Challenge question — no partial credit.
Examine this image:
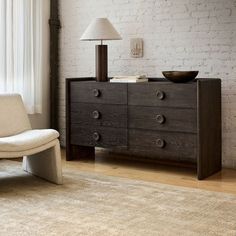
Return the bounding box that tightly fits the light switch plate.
[130,38,143,58]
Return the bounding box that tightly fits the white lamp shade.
[80,18,122,41]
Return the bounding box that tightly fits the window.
[0,0,43,114]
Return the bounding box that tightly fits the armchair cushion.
[0,129,59,152]
[0,94,31,137]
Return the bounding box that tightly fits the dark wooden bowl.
[162,71,199,83]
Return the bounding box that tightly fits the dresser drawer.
[128,83,197,108]
[71,103,127,128]
[129,106,196,133]
[129,129,197,160]
[71,125,127,148]
[70,81,127,104]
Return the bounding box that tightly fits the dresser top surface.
[66,77,220,84]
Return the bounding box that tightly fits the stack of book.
[110,75,148,83]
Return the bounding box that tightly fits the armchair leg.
[22,140,63,184]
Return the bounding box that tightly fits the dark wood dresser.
[66,77,221,180]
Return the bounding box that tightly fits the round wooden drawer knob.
[93,89,101,97]
[156,90,165,100]
[92,110,100,119]
[156,139,165,148]
[156,114,165,124]
[93,132,100,141]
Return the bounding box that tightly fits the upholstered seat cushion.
[0,129,59,152]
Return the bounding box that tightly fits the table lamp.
[80,18,122,82]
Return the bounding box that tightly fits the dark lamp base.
[96,45,108,82]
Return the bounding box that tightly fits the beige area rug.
[0,160,236,236]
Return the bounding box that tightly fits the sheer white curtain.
[0,0,43,114]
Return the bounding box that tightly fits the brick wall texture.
[59,0,236,168]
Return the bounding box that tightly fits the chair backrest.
[0,94,32,137]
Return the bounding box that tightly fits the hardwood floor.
[62,149,236,195]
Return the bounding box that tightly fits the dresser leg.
[66,145,95,161]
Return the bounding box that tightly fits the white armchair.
[0,94,62,184]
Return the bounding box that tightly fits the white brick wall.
[59,0,236,168]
